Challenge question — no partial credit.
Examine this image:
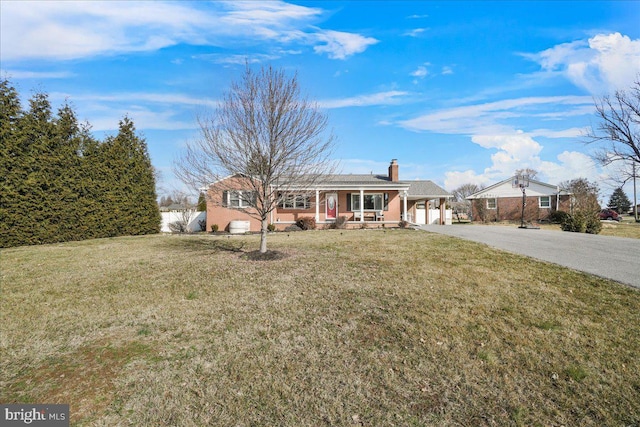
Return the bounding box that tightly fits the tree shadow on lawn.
[162,236,288,261]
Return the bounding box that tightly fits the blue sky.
[2,1,639,202]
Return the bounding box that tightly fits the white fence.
[160,211,206,233]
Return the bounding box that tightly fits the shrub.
[549,210,570,224]
[561,211,601,234]
[169,221,188,233]
[210,224,219,233]
[585,215,602,234]
[296,217,316,230]
[335,216,348,229]
[561,214,585,233]
[267,223,276,232]
[398,220,409,229]
[198,219,207,232]
[284,224,302,232]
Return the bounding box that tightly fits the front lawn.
[1,231,638,426]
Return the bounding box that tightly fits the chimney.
[388,159,399,182]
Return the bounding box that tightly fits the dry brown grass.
[1,231,639,426]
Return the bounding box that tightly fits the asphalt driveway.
[420,224,640,289]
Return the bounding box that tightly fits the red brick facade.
[471,195,571,223]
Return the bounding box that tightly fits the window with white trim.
[486,198,497,209]
[223,190,256,208]
[539,196,551,208]
[351,193,388,211]
[279,193,311,209]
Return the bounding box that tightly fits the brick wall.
[471,195,570,223]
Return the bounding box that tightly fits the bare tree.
[175,64,336,253]
[559,178,600,214]
[451,183,480,221]
[586,78,640,221]
[586,78,640,167]
[515,168,539,180]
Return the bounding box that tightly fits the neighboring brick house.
[205,159,452,232]
[467,177,571,223]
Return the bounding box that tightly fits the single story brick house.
[466,176,571,223]
[206,159,452,232]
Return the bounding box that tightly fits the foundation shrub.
[561,212,601,234]
[548,210,570,224]
[296,217,316,230]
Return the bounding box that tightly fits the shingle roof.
[321,174,393,185]
[407,180,452,198]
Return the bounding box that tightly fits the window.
[350,193,389,211]
[486,198,497,209]
[539,196,551,208]
[223,190,255,208]
[279,193,310,209]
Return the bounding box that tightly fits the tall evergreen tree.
[16,91,56,245]
[52,103,85,241]
[101,117,160,236]
[607,188,631,214]
[0,79,24,247]
[197,192,207,211]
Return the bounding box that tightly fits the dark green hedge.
[0,79,161,248]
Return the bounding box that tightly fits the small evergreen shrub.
[267,223,276,232]
[296,217,316,230]
[561,211,601,234]
[585,215,602,234]
[210,224,219,233]
[549,210,570,224]
[561,214,585,232]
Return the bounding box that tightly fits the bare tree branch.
[586,78,640,166]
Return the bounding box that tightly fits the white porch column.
[403,191,408,221]
[359,189,364,222]
[315,190,320,222]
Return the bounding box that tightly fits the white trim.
[539,196,551,208]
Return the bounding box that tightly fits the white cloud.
[444,134,599,190]
[445,169,493,191]
[399,95,592,135]
[404,28,427,37]
[319,90,409,109]
[401,96,601,190]
[523,32,640,94]
[313,30,379,60]
[51,91,217,108]
[410,64,429,78]
[0,1,376,62]
[441,66,453,75]
[193,53,281,65]
[1,69,75,79]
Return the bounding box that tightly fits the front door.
[326,193,337,220]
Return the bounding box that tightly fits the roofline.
[467,176,560,199]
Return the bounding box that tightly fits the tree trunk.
[260,217,268,253]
